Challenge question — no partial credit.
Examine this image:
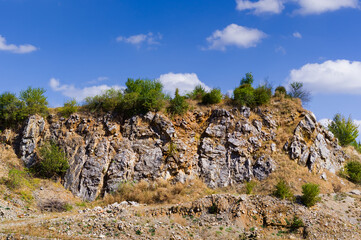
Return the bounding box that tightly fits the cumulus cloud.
[236,0,285,14]
[158,73,211,96]
[49,78,123,101]
[296,0,359,15]
[116,32,162,46]
[288,60,361,94]
[0,35,37,54]
[293,32,302,38]
[206,24,266,51]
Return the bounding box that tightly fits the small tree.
[301,183,321,207]
[233,84,255,107]
[254,85,272,106]
[187,85,206,100]
[240,72,254,85]
[20,87,48,116]
[345,161,361,184]
[36,142,69,178]
[167,89,189,116]
[202,88,222,105]
[0,92,26,129]
[288,82,310,104]
[328,114,359,146]
[273,179,294,200]
[274,86,287,96]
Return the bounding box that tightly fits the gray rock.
[252,156,276,180]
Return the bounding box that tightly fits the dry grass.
[103,178,216,205]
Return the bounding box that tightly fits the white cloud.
[158,73,211,96]
[293,32,302,38]
[296,0,359,15]
[49,78,123,101]
[116,32,162,46]
[275,46,286,55]
[236,0,285,14]
[206,24,266,51]
[0,35,37,54]
[288,60,361,94]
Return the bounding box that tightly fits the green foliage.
[0,92,26,129]
[254,85,272,106]
[301,183,321,207]
[290,216,304,232]
[273,179,294,200]
[245,181,256,195]
[35,142,69,178]
[233,84,255,107]
[123,78,165,115]
[84,88,123,113]
[275,86,287,95]
[288,82,310,104]
[202,88,222,105]
[345,161,361,184]
[5,168,29,189]
[328,114,359,146]
[167,89,189,116]
[187,85,206,100]
[240,72,254,85]
[59,99,78,117]
[19,87,48,116]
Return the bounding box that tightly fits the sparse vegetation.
[59,99,78,117]
[84,88,123,113]
[167,89,189,116]
[35,141,69,178]
[345,161,361,184]
[5,168,30,190]
[273,179,294,200]
[202,88,222,105]
[245,181,256,195]
[328,114,359,147]
[187,85,207,100]
[301,183,321,207]
[233,73,272,108]
[290,216,304,232]
[105,179,214,205]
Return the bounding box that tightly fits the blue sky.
[1,0,361,133]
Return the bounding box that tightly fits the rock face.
[17,107,346,201]
[284,112,346,173]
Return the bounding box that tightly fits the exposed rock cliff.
[17,100,346,201]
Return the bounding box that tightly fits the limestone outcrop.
[16,106,346,201]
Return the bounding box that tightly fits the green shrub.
[254,85,272,106]
[328,114,359,147]
[6,168,29,189]
[275,86,287,95]
[202,88,222,105]
[59,99,78,117]
[351,141,361,153]
[122,78,165,116]
[35,142,69,178]
[273,179,294,200]
[345,161,361,184]
[233,84,255,107]
[187,85,206,100]
[290,216,304,232]
[240,72,254,85]
[0,92,26,129]
[301,183,321,207]
[84,88,123,113]
[167,89,189,116]
[19,87,48,116]
[245,181,256,194]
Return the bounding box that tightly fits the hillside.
[0,96,360,239]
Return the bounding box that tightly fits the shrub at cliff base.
[345,161,361,184]
[273,179,294,201]
[301,183,321,207]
